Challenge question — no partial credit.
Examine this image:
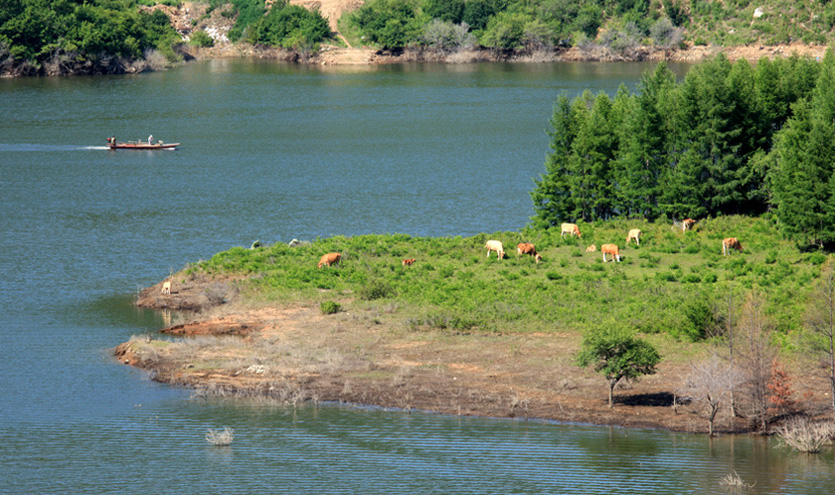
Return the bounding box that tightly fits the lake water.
[1,59,833,493]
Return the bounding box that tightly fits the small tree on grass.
[576,323,661,408]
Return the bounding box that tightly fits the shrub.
[190,30,214,47]
[358,279,394,300]
[320,301,341,315]
[809,252,827,266]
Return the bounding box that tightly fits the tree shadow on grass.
[615,392,677,407]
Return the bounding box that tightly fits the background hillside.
[4,0,835,75]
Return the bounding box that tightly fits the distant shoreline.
[3,42,827,78]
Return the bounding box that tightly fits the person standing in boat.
[148,134,154,145]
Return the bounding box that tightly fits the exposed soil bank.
[121,276,832,435]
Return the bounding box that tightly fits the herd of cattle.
[311,219,743,270]
[159,220,745,294]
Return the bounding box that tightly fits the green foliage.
[189,30,214,47]
[576,322,661,406]
[348,0,425,49]
[422,0,465,23]
[188,216,820,344]
[0,0,179,70]
[226,0,266,42]
[246,2,331,48]
[320,300,341,314]
[532,53,825,231]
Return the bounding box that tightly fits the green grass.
[187,215,827,342]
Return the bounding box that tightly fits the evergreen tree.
[770,49,835,245]
[530,94,579,228]
[571,92,617,220]
[619,62,675,219]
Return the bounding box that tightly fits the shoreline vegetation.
[2,0,834,77]
[117,218,835,438]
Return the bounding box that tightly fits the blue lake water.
[1,59,832,493]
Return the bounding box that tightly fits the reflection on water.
[0,59,832,493]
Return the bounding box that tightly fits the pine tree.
[530,94,580,228]
[619,62,675,220]
[770,49,835,245]
[571,92,617,221]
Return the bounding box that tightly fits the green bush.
[320,300,341,314]
[189,30,214,47]
[358,279,394,300]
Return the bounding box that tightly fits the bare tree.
[806,259,835,420]
[736,290,777,431]
[686,354,740,436]
[712,284,740,416]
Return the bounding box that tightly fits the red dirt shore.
[116,276,833,435]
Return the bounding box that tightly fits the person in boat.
[148,134,154,145]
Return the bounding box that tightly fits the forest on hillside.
[5,0,835,75]
[530,50,835,248]
[343,0,835,54]
[0,0,331,75]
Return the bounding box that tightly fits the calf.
[585,245,597,252]
[722,237,743,256]
[626,229,642,246]
[485,240,504,259]
[601,244,621,262]
[561,223,582,238]
[161,281,171,295]
[317,252,342,268]
[402,258,416,266]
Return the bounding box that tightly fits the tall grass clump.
[776,417,835,453]
[205,427,234,446]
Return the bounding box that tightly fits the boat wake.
[0,144,111,152]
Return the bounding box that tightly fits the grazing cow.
[561,223,582,238]
[585,245,597,252]
[516,243,542,263]
[485,240,505,259]
[402,258,416,266]
[627,229,642,246]
[722,237,743,256]
[317,252,341,268]
[601,244,621,262]
[162,281,171,295]
[683,218,696,232]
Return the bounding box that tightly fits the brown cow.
[585,245,597,252]
[485,240,504,259]
[561,223,582,238]
[317,252,341,268]
[626,229,642,246]
[402,258,416,266]
[601,244,621,262]
[683,218,696,232]
[516,243,541,263]
[722,238,743,256]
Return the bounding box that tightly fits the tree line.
[0,0,179,75]
[530,50,835,247]
[0,0,333,75]
[347,0,835,54]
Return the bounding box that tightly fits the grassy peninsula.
[119,215,835,436]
